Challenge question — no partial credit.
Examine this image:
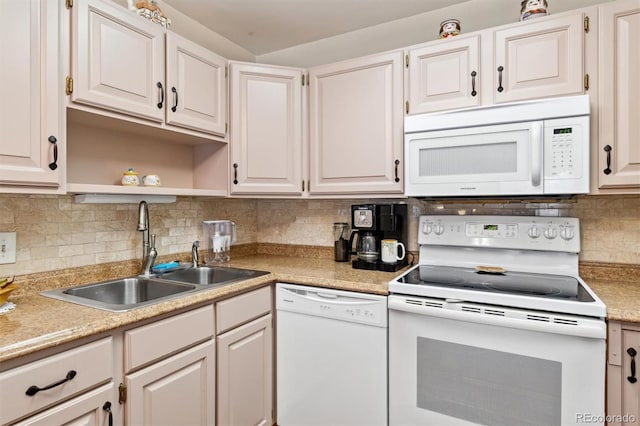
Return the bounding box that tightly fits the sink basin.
[41,277,198,312]
[158,266,269,286]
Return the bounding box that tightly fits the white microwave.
[404,95,590,197]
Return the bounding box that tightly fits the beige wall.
[0,194,638,278]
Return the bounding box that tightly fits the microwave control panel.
[544,117,587,179]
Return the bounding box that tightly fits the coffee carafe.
[202,220,237,264]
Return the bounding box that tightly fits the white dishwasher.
[276,283,388,426]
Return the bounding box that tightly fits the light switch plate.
[0,232,16,264]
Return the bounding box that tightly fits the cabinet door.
[217,314,272,426]
[230,63,303,195]
[13,384,115,426]
[72,0,165,121]
[494,13,584,103]
[166,33,227,136]
[0,0,61,188]
[309,51,404,194]
[597,0,640,189]
[126,340,215,426]
[407,35,481,114]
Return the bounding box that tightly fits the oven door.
[404,121,544,197]
[388,295,606,426]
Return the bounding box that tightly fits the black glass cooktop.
[397,265,595,302]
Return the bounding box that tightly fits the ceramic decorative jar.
[439,19,461,39]
[121,168,140,186]
[142,174,161,186]
[520,0,548,21]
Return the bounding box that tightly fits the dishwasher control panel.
[276,283,388,327]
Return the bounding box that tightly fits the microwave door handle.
[530,122,543,187]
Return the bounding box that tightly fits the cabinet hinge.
[225,122,228,134]
[301,74,305,86]
[405,54,409,68]
[302,180,305,192]
[306,73,309,87]
[118,383,127,404]
[584,74,590,91]
[225,66,228,78]
[405,101,409,115]
[65,76,73,95]
[584,16,590,33]
[65,0,73,9]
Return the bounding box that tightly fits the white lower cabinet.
[122,304,216,426]
[126,340,215,425]
[0,337,115,426]
[216,286,273,426]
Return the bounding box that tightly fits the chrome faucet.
[191,240,200,268]
[137,201,157,276]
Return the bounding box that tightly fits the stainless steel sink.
[41,277,199,312]
[41,266,270,312]
[158,266,269,286]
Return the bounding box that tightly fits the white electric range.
[388,215,606,426]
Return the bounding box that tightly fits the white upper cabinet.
[309,51,404,195]
[72,0,165,122]
[596,0,640,191]
[0,0,63,192]
[407,35,481,114]
[71,0,227,137]
[406,11,588,114]
[493,12,585,103]
[166,33,227,135]
[229,63,304,195]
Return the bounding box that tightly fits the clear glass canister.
[203,220,237,264]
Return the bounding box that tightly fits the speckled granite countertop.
[0,254,401,364]
[1,253,639,366]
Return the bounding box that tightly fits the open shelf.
[66,108,229,197]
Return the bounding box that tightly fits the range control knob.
[560,227,576,241]
[434,225,445,236]
[422,223,432,235]
[527,226,541,239]
[544,227,558,240]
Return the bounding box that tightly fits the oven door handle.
[388,298,605,339]
[530,121,543,187]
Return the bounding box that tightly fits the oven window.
[417,337,561,425]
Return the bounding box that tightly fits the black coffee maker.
[348,203,408,272]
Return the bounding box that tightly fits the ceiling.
[161,0,470,55]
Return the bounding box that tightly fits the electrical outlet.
[0,232,16,264]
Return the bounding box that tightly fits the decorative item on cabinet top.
[439,19,461,39]
[520,0,549,21]
[128,0,171,27]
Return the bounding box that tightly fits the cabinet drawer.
[216,286,271,335]
[124,304,214,372]
[0,337,114,425]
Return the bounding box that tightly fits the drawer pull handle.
[25,370,77,396]
[628,348,638,384]
[603,145,612,175]
[103,401,113,426]
[171,86,178,112]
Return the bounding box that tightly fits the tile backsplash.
[0,193,638,277]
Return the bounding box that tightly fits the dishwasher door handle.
[315,292,339,299]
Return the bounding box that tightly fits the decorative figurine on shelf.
[520,0,549,21]
[439,19,461,39]
[128,0,171,28]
